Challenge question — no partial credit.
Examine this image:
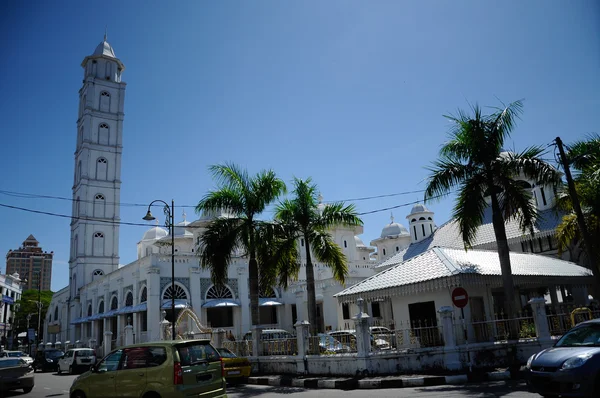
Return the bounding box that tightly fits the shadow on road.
[415,380,532,397]
[228,384,307,396]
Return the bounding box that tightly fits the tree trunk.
[490,192,519,340]
[304,238,319,339]
[248,254,260,327]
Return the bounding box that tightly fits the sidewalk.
[247,370,514,390]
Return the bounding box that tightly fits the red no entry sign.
[452,287,469,308]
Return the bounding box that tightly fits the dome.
[408,203,431,216]
[173,214,193,238]
[354,236,366,248]
[142,226,168,241]
[93,40,116,58]
[380,222,409,238]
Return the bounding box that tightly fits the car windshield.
[217,348,237,358]
[0,359,24,368]
[319,335,340,346]
[7,352,24,357]
[555,324,600,347]
[177,342,220,366]
[77,349,94,357]
[45,350,64,358]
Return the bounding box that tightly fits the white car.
[57,348,96,375]
[0,350,34,365]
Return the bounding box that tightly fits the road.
[3,371,541,398]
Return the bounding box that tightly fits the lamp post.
[22,271,42,348]
[142,199,176,340]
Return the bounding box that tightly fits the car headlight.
[526,354,536,369]
[46,359,53,363]
[561,353,593,370]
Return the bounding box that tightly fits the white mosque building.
[46,37,584,353]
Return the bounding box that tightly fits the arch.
[87,304,92,317]
[110,296,118,311]
[98,123,110,145]
[96,157,108,180]
[54,306,58,321]
[411,218,416,223]
[140,286,147,303]
[73,234,78,258]
[205,284,233,300]
[93,232,105,256]
[92,269,104,281]
[98,300,105,314]
[125,291,133,307]
[99,91,110,112]
[419,217,426,221]
[427,217,432,220]
[94,193,105,218]
[162,282,189,300]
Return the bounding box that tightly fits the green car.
[69,339,227,398]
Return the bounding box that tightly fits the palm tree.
[556,134,600,287]
[274,177,363,336]
[424,100,559,334]
[195,163,286,328]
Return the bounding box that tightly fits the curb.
[247,371,512,390]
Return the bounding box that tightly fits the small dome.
[173,220,193,237]
[142,226,168,241]
[380,222,409,238]
[354,236,366,248]
[93,40,116,58]
[408,203,431,215]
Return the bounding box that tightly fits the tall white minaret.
[69,33,126,300]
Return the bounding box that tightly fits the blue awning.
[161,299,190,309]
[70,317,89,325]
[100,309,119,319]
[131,302,147,312]
[115,306,134,315]
[259,298,284,307]
[88,313,103,321]
[201,299,240,308]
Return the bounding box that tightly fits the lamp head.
[143,210,156,221]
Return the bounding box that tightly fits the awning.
[131,302,147,312]
[259,298,283,307]
[100,309,119,319]
[201,299,240,308]
[161,299,190,309]
[88,314,103,321]
[70,317,90,325]
[115,306,134,315]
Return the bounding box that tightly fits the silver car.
[526,318,600,397]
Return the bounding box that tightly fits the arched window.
[343,240,347,248]
[382,248,386,256]
[419,217,426,221]
[94,194,105,218]
[110,296,118,311]
[422,224,426,237]
[411,218,416,223]
[99,91,110,112]
[427,217,432,220]
[413,226,417,240]
[396,246,399,252]
[163,284,188,300]
[92,269,104,281]
[93,232,105,256]
[98,300,105,314]
[73,234,78,258]
[54,307,58,321]
[125,292,133,307]
[206,285,233,300]
[72,273,77,297]
[98,123,110,145]
[260,286,276,298]
[140,286,147,303]
[96,157,108,180]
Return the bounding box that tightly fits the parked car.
[69,339,227,398]
[216,347,251,383]
[370,326,396,347]
[33,349,64,372]
[316,333,351,354]
[328,330,390,351]
[0,357,34,394]
[0,351,34,365]
[57,348,96,375]
[243,329,294,341]
[526,318,600,397]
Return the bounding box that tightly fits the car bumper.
[527,369,596,397]
[0,375,35,391]
[224,366,251,379]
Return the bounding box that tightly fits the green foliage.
[13,289,54,337]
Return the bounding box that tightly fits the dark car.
[526,318,600,397]
[33,349,64,372]
[0,357,35,394]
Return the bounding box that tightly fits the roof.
[376,207,564,269]
[24,234,38,242]
[93,40,116,58]
[335,246,593,299]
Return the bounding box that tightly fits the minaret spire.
[104,26,107,42]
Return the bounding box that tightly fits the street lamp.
[22,271,42,349]
[142,199,176,340]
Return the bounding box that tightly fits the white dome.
[142,226,168,241]
[408,203,431,216]
[173,220,193,237]
[354,236,366,248]
[93,40,116,58]
[380,222,409,238]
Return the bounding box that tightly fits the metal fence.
[547,306,600,336]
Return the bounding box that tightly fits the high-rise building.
[5,235,53,290]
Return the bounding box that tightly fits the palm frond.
[424,158,471,201]
[319,202,363,229]
[453,175,488,248]
[567,133,600,172]
[256,222,300,290]
[497,177,538,235]
[198,217,243,286]
[249,169,287,214]
[502,147,561,186]
[209,163,250,195]
[308,229,348,284]
[486,99,524,149]
[195,187,246,216]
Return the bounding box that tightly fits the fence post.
[438,306,461,370]
[103,331,112,354]
[294,321,310,375]
[213,329,226,348]
[353,298,371,357]
[528,297,551,342]
[251,326,263,357]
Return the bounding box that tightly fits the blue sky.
[0,0,598,291]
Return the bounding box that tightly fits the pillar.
[353,298,371,357]
[251,326,263,357]
[103,331,112,354]
[294,321,310,375]
[237,266,250,334]
[147,267,161,341]
[528,297,551,343]
[189,268,201,330]
[439,306,461,370]
[124,316,134,346]
[549,285,560,312]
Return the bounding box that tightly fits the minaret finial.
[182,210,187,222]
[390,212,394,223]
[155,219,159,226]
[104,26,107,42]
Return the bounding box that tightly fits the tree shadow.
[414,380,533,397]
[228,384,308,396]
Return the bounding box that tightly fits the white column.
[124,322,134,346]
[189,268,201,328]
[147,267,161,341]
[237,266,250,333]
[103,331,112,354]
[295,321,310,374]
[528,297,551,343]
[439,306,461,370]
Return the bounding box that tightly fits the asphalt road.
[2,371,541,398]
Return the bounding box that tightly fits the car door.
[115,347,149,397]
[86,349,122,398]
[59,350,72,372]
[176,341,225,397]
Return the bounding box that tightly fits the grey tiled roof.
[335,247,592,298]
[376,207,564,269]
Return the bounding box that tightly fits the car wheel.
[57,366,62,375]
[71,390,86,398]
[23,386,33,393]
[69,365,74,375]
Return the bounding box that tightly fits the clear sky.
[0,0,598,292]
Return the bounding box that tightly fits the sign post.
[451,287,471,372]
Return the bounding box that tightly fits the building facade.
[0,273,23,348]
[5,235,53,291]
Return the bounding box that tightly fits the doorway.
[408,301,441,346]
